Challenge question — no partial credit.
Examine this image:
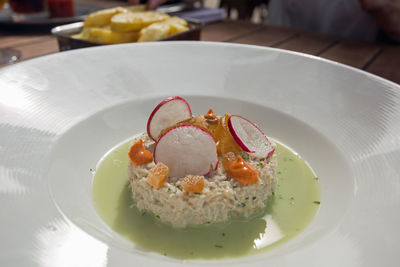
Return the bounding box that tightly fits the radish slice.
[154,125,218,178]
[147,96,192,141]
[228,115,275,158]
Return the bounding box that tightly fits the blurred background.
[2,0,399,42]
[0,0,399,83]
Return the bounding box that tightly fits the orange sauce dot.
[128,139,153,167]
[228,156,259,185]
[204,108,217,121]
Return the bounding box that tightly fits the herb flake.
[313,201,320,205]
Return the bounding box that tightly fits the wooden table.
[1,19,399,84]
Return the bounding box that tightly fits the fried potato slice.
[169,23,189,35]
[138,17,189,42]
[84,7,127,28]
[137,23,170,42]
[124,4,147,12]
[71,27,92,40]
[88,26,139,44]
[111,11,170,32]
[165,16,188,27]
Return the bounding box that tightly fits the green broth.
[92,139,320,259]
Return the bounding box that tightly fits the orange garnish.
[204,108,217,121]
[182,175,204,193]
[147,162,169,189]
[228,156,259,185]
[128,139,153,167]
[222,152,237,171]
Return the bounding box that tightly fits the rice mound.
[128,133,277,228]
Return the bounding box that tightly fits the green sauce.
[92,139,320,259]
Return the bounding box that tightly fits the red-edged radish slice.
[154,125,218,178]
[147,96,192,141]
[228,115,275,158]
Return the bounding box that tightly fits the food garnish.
[228,156,259,185]
[228,115,274,158]
[204,108,218,122]
[221,151,237,170]
[147,162,169,189]
[154,125,218,178]
[128,139,153,166]
[182,175,205,193]
[146,96,192,141]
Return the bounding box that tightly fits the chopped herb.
[313,201,320,205]
[233,185,238,188]
[290,197,294,200]
[167,188,171,192]
[89,168,94,172]
[194,192,201,195]
[163,253,167,256]
[252,196,257,200]
[207,221,211,224]
[277,171,281,174]
[156,215,160,219]
[215,245,223,248]
[272,192,275,196]
[222,233,226,237]
[238,202,246,207]
[314,177,319,180]
[245,196,249,200]
[141,212,146,216]
[257,162,263,167]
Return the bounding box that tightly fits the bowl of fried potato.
[51,5,202,51]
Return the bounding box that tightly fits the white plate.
[0,42,399,267]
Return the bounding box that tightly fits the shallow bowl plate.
[0,41,399,267]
